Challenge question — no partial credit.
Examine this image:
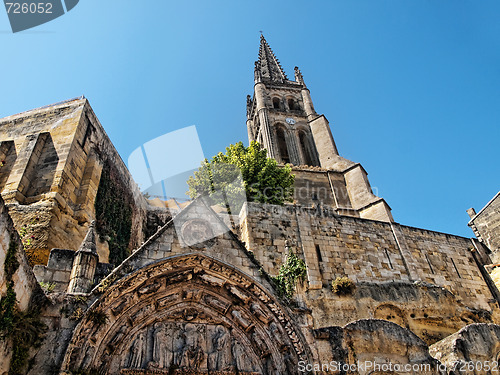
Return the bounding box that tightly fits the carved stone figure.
[128,332,147,369]
[251,302,271,324]
[152,322,173,369]
[251,330,269,358]
[232,337,260,373]
[207,325,232,371]
[171,324,186,367]
[231,309,252,330]
[182,323,206,369]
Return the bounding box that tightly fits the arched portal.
[62,254,309,374]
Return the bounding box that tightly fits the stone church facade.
[0,36,499,374]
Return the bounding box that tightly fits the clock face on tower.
[285,117,296,125]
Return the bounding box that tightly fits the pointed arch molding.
[61,254,310,374]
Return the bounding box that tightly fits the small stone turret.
[67,221,99,294]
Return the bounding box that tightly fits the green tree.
[187,141,295,211]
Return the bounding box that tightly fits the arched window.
[299,131,314,166]
[276,128,290,164]
[288,98,295,110]
[272,97,280,109]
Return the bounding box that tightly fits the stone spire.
[77,220,97,254]
[67,221,99,294]
[255,34,288,82]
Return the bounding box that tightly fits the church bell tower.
[246,34,340,168]
[246,35,394,223]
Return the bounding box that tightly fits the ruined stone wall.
[239,202,499,343]
[0,196,43,373]
[312,320,440,375]
[302,280,494,345]
[0,98,147,265]
[0,100,87,263]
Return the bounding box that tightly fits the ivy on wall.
[271,249,307,300]
[0,240,46,375]
[0,241,18,334]
[94,162,133,266]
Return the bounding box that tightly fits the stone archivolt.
[62,254,309,375]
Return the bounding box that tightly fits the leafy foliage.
[96,274,117,294]
[4,240,19,281]
[0,240,46,375]
[0,283,17,335]
[331,276,356,296]
[8,309,46,375]
[187,141,295,212]
[69,307,84,321]
[271,249,307,300]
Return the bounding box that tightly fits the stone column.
[286,130,301,165]
[254,82,277,159]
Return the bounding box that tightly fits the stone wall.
[108,197,264,282]
[239,201,500,343]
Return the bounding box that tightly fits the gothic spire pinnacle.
[77,220,97,254]
[255,34,288,82]
[294,66,305,86]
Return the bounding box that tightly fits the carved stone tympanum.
[62,254,309,375]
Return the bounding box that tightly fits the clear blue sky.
[0,0,498,237]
